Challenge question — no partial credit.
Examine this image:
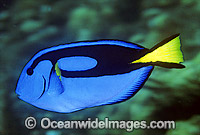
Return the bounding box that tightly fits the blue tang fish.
[16,34,185,113]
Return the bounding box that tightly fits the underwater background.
[0,0,200,135]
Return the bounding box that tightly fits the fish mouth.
[15,85,21,97]
[16,89,23,100]
[38,76,46,99]
[16,92,20,97]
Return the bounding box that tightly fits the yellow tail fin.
[131,34,185,68]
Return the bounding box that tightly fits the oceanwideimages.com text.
[25,117,176,131]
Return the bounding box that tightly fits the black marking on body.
[29,45,149,77]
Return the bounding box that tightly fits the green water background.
[0,0,200,135]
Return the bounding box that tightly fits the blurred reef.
[0,0,200,135]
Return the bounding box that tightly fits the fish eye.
[27,68,34,75]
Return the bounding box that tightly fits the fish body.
[16,34,184,113]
